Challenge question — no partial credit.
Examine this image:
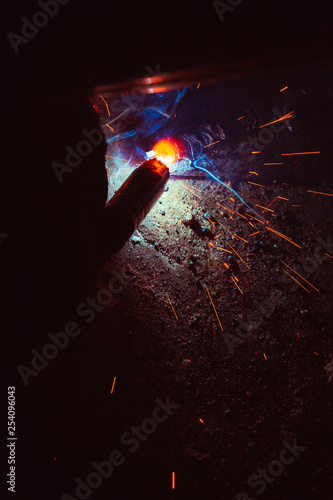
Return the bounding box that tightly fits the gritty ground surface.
[89,161,333,500]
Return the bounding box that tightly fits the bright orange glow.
[111,377,116,394]
[153,138,180,166]
[172,472,175,489]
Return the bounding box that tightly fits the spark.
[218,247,232,254]
[248,171,259,176]
[227,242,251,269]
[307,190,333,197]
[218,222,235,238]
[172,472,176,489]
[106,155,135,163]
[166,294,178,320]
[245,213,265,225]
[280,86,288,92]
[192,164,265,222]
[224,263,230,269]
[197,83,201,89]
[281,151,320,156]
[249,231,260,236]
[283,270,310,293]
[259,110,294,129]
[251,151,261,154]
[189,185,202,193]
[255,204,275,213]
[204,140,220,148]
[248,182,266,188]
[277,196,289,201]
[231,276,243,294]
[264,163,284,165]
[314,352,319,356]
[280,260,320,292]
[111,377,116,394]
[214,234,222,240]
[263,353,267,360]
[248,222,255,227]
[292,205,302,207]
[216,203,248,220]
[199,418,204,423]
[230,197,235,201]
[325,253,333,259]
[233,234,249,243]
[206,217,216,226]
[206,287,223,332]
[238,115,245,120]
[265,227,302,249]
[106,124,115,133]
[99,95,110,116]
[179,182,200,198]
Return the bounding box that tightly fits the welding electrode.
[101,158,169,260]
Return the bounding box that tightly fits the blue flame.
[103,87,265,220]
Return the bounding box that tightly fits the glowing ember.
[153,138,180,166]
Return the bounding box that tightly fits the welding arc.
[191,163,266,223]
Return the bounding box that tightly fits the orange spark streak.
[248,222,254,227]
[214,234,222,240]
[263,353,267,360]
[172,472,175,489]
[179,182,200,198]
[281,151,320,156]
[248,182,266,188]
[227,242,251,269]
[189,185,202,193]
[278,196,289,201]
[259,111,294,129]
[106,124,115,133]
[280,260,320,292]
[283,270,310,293]
[199,418,204,423]
[111,377,116,394]
[197,83,201,89]
[325,253,333,259]
[307,190,333,197]
[99,95,110,116]
[233,234,249,243]
[255,204,275,213]
[206,287,223,332]
[217,203,248,220]
[251,151,261,154]
[265,227,302,249]
[245,213,265,225]
[249,231,260,236]
[204,140,220,148]
[238,116,245,120]
[166,294,178,320]
[218,247,232,254]
[218,222,235,238]
[280,86,288,92]
[206,217,216,226]
[231,276,243,294]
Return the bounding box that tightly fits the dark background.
[1,1,332,500]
